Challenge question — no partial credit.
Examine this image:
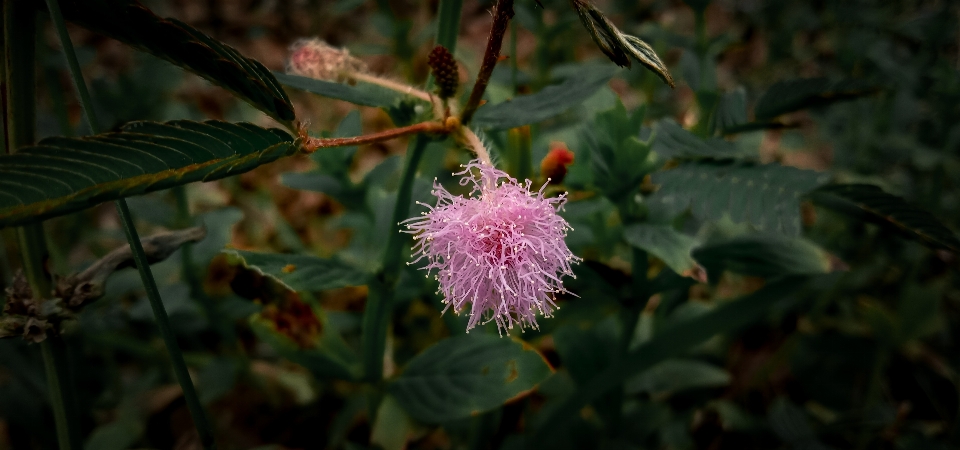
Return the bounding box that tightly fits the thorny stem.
[301,120,453,153]
[460,0,515,125]
[45,0,217,447]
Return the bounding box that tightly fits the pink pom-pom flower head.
[404,160,580,335]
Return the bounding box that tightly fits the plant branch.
[301,120,452,153]
[459,0,514,125]
[46,0,217,447]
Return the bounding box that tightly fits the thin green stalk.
[362,136,429,382]
[173,186,232,344]
[41,337,82,450]
[5,2,82,448]
[45,0,216,447]
[436,0,463,52]
[510,19,518,96]
[116,201,217,448]
[427,0,463,90]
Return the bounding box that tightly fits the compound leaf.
[649,161,830,235]
[810,184,960,252]
[0,120,297,228]
[56,0,295,125]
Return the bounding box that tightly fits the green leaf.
[584,102,658,200]
[250,315,361,380]
[693,235,834,281]
[653,120,744,160]
[754,78,879,120]
[709,87,748,135]
[371,395,416,450]
[389,334,553,424]
[530,276,811,444]
[809,184,960,252]
[56,0,295,124]
[273,72,402,108]
[0,120,297,228]
[84,418,144,450]
[623,224,703,279]
[472,66,618,130]
[649,161,830,235]
[625,359,730,395]
[222,249,369,292]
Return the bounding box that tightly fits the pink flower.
[404,160,580,334]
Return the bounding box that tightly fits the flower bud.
[540,143,575,185]
[286,38,367,82]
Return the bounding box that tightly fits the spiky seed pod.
[428,45,459,99]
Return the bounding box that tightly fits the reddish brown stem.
[301,120,451,153]
[459,0,514,125]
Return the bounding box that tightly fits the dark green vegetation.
[1,0,959,449]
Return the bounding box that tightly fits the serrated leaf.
[623,224,704,279]
[693,235,834,281]
[571,1,674,87]
[273,72,401,108]
[223,249,369,292]
[754,78,879,120]
[653,119,745,160]
[389,334,553,424]
[472,66,618,130]
[626,359,730,395]
[649,161,830,235]
[0,120,296,228]
[810,184,960,252]
[56,0,295,124]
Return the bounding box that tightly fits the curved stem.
[348,71,435,103]
[459,126,493,166]
[46,0,216,447]
[302,120,450,153]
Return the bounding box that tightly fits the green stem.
[45,1,216,447]
[435,0,463,52]
[362,136,429,382]
[116,201,217,448]
[5,2,82,448]
[41,338,82,450]
[510,19,518,96]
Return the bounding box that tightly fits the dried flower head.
[286,38,367,82]
[404,160,580,334]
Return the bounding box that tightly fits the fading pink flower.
[404,160,580,334]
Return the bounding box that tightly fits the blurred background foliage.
[2,0,960,449]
